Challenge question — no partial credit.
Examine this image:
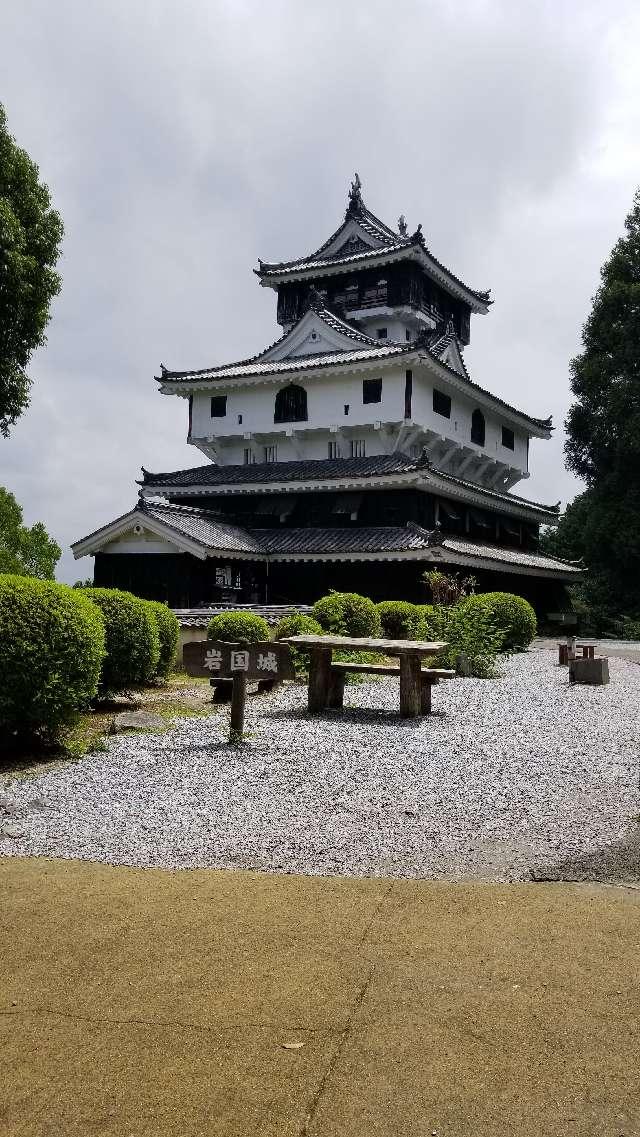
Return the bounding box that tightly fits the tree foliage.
[0,486,61,578]
[0,102,63,435]
[554,188,640,618]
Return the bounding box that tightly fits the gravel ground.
[1,651,639,881]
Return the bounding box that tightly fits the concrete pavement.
[1,858,639,1136]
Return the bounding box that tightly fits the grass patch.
[1,673,219,773]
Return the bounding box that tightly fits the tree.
[553,188,640,619]
[0,487,61,579]
[0,103,63,436]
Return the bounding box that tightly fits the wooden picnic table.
[284,634,448,719]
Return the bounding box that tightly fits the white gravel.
[1,651,639,881]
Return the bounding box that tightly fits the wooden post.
[327,668,345,709]
[229,673,247,742]
[420,675,434,715]
[308,647,332,712]
[399,654,422,718]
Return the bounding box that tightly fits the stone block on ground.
[569,656,610,685]
[112,711,165,732]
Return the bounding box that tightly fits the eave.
[256,243,491,314]
[158,343,552,437]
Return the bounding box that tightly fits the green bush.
[415,604,452,640]
[207,610,270,643]
[0,574,106,741]
[145,601,179,678]
[84,587,160,690]
[274,611,323,678]
[376,600,423,639]
[465,591,537,650]
[312,591,382,637]
[435,600,504,678]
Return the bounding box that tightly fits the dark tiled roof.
[436,536,583,576]
[141,454,418,488]
[140,500,263,554]
[254,526,432,555]
[140,454,559,516]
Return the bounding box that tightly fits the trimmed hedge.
[84,587,160,690]
[0,574,106,740]
[376,601,423,639]
[312,592,382,637]
[274,612,323,640]
[462,591,537,650]
[207,610,270,643]
[146,601,180,678]
[274,611,323,677]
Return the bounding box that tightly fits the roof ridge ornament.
[410,223,425,246]
[398,214,408,237]
[406,520,443,547]
[305,285,326,311]
[345,172,364,217]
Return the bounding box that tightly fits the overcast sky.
[1,0,639,582]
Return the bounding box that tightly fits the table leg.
[308,647,332,712]
[327,668,345,709]
[420,677,434,715]
[400,655,422,718]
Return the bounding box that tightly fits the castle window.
[471,409,486,446]
[363,378,382,404]
[328,440,341,459]
[264,445,278,463]
[433,388,451,418]
[274,384,307,423]
[210,395,227,417]
[350,439,366,458]
[243,448,255,465]
[405,370,413,420]
[344,404,349,415]
[377,327,388,339]
[502,426,515,450]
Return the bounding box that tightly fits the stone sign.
[183,639,294,683]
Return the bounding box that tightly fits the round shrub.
[0,574,106,741]
[207,610,270,643]
[145,601,179,678]
[376,600,423,639]
[274,612,323,640]
[84,587,160,690]
[463,591,537,650]
[312,592,382,637]
[274,611,323,678]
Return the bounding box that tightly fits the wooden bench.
[327,662,455,714]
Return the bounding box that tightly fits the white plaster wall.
[189,363,529,474]
[411,369,528,472]
[190,366,408,442]
[102,530,183,554]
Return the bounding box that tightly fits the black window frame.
[274,383,308,424]
[471,408,486,447]
[433,388,451,419]
[362,377,382,405]
[376,327,388,340]
[502,425,515,450]
[210,395,227,418]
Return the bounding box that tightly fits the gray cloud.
[0,0,638,580]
